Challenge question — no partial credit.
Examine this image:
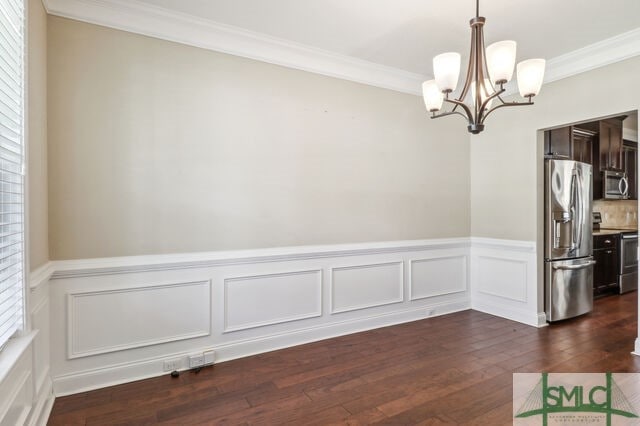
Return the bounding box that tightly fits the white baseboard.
[27,377,54,426]
[536,312,549,328]
[472,300,546,328]
[52,297,469,396]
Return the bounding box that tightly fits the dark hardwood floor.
[48,293,640,425]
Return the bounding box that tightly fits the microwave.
[603,170,629,199]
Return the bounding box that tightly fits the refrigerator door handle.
[552,260,596,270]
[575,169,584,251]
[570,171,579,250]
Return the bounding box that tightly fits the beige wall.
[28,0,48,270]
[471,57,640,241]
[47,17,470,260]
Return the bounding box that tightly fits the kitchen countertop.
[593,228,638,236]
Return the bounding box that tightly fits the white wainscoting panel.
[46,238,474,396]
[470,238,543,327]
[0,334,34,426]
[31,298,50,394]
[476,256,528,302]
[26,264,55,426]
[410,256,467,300]
[331,262,403,314]
[224,270,322,332]
[67,281,211,358]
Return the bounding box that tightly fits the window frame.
[0,0,28,353]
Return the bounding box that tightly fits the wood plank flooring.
[48,293,640,425]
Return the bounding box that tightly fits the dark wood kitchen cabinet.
[544,126,595,164]
[622,140,638,200]
[572,129,595,164]
[593,234,619,296]
[598,118,624,171]
[545,117,628,200]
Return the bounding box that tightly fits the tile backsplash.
[593,200,638,228]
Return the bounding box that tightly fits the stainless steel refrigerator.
[544,159,594,322]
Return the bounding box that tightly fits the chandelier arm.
[495,94,535,106]
[477,87,506,121]
[495,94,508,103]
[446,92,460,114]
[430,110,470,122]
[480,98,534,124]
[442,98,474,122]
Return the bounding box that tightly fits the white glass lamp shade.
[433,52,461,92]
[422,80,444,112]
[517,58,546,97]
[486,40,516,84]
[471,78,495,110]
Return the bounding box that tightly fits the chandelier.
[422,0,546,134]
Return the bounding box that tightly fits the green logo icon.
[515,373,638,425]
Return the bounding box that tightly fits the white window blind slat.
[0,3,20,32]
[0,24,20,54]
[0,82,20,108]
[0,93,19,113]
[0,109,20,131]
[0,43,19,71]
[0,41,19,68]
[0,287,20,312]
[0,0,23,352]
[0,62,21,92]
[0,266,21,286]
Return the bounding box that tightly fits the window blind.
[0,0,24,350]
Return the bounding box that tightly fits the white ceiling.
[132,0,640,75]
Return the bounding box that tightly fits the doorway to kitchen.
[541,110,638,324]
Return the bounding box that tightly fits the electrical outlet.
[189,354,205,368]
[203,350,215,365]
[163,359,180,372]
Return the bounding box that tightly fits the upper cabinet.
[544,126,595,164]
[573,128,596,165]
[545,116,630,200]
[598,118,624,171]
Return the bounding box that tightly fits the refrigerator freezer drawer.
[545,258,595,322]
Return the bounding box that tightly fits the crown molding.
[500,27,640,97]
[42,0,426,95]
[544,27,640,85]
[42,0,640,98]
